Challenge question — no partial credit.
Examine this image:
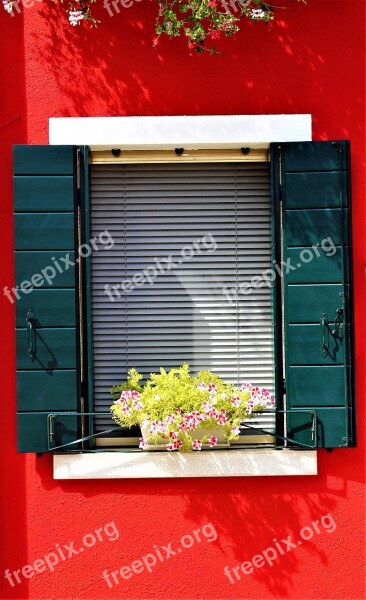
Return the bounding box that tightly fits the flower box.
[140,422,229,451]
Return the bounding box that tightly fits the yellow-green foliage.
[110,364,273,451]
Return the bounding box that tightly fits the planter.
[140,422,229,451]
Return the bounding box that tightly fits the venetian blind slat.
[91,163,275,436]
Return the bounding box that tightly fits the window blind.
[90,162,275,438]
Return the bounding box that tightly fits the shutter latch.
[332,308,344,337]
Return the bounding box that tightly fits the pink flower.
[270,395,275,405]
[231,426,240,436]
[198,382,208,391]
[202,401,212,413]
[217,410,227,424]
[208,0,217,6]
[241,383,252,391]
[167,439,182,451]
[208,436,217,447]
[132,400,143,410]
[192,439,202,450]
[207,408,218,419]
[170,431,178,440]
[165,413,175,424]
[251,8,266,19]
[139,437,148,449]
[149,420,167,435]
[231,395,241,407]
[209,29,221,40]
[208,384,217,393]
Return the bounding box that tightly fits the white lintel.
[49,114,312,151]
[53,450,317,479]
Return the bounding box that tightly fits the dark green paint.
[14,213,75,250]
[287,324,345,365]
[285,209,342,247]
[14,176,74,212]
[80,146,95,448]
[16,327,77,370]
[287,284,343,323]
[14,145,80,453]
[288,366,345,407]
[286,248,343,284]
[13,145,75,176]
[287,408,349,448]
[15,251,76,288]
[16,289,76,328]
[285,172,343,209]
[17,370,78,411]
[282,141,348,172]
[272,140,355,448]
[17,412,79,453]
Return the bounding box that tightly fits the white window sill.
[53,449,317,479]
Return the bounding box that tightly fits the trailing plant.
[2,0,306,54]
[110,364,274,451]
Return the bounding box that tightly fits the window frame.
[45,115,323,477]
[87,152,277,448]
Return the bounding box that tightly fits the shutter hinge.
[76,147,81,194]
[277,144,283,196]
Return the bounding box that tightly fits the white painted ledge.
[49,114,312,150]
[53,450,317,479]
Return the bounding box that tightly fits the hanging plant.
[155,0,276,54]
[2,0,305,53]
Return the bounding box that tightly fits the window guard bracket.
[47,410,318,453]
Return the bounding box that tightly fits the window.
[90,160,275,444]
[13,140,355,454]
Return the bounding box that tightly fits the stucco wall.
[0,1,365,598]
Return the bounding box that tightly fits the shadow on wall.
[33,450,359,599]
[30,0,160,116]
[27,0,349,118]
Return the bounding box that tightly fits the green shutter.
[271,141,355,448]
[14,145,80,452]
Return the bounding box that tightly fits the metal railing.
[47,409,318,453]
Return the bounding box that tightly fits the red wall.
[0,1,365,599]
